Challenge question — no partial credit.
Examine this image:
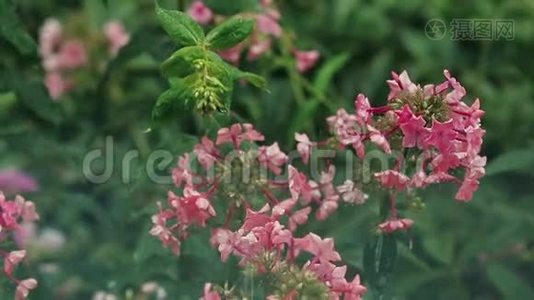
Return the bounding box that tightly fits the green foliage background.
[0,0,533,299]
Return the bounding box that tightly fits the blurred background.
[0,0,533,299]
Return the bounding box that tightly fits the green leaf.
[155,2,205,46]
[160,46,204,78]
[151,85,188,123]
[0,0,37,55]
[231,69,267,90]
[206,17,255,50]
[486,148,534,176]
[486,263,534,300]
[313,52,350,94]
[0,71,61,124]
[422,233,454,264]
[364,234,398,297]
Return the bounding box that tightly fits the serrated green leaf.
[161,46,204,78]
[155,2,205,46]
[313,52,350,93]
[206,17,254,50]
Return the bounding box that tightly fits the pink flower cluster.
[188,1,319,72]
[150,123,367,256]
[39,18,129,99]
[327,70,485,231]
[150,69,485,296]
[206,205,366,299]
[150,123,369,297]
[0,192,39,300]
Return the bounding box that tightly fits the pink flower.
[201,283,221,300]
[149,204,181,255]
[39,18,62,58]
[104,21,130,56]
[218,44,243,65]
[45,72,71,100]
[425,119,458,152]
[288,165,316,203]
[15,278,38,300]
[258,143,288,175]
[336,180,367,204]
[295,233,341,262]
[187,1,213,25]
[378,218,414,233]
[174,188,216,227]
[465,126,485,158]
[4,250,26,276]
[368,125,391,153]
[398,105,429,149]
[355,94,371,126]
[316,198,338,220]
[327,109,365,158]
[344,274,367,300]
[172,154,193,188]
[216,123,264,148]
[386,70,418,100]
[0,169,39,195]
[210,228,238,262]
[256,14,282,37]
[295,133,315,164]
[58,40,87,69]
[194,136,220,170]
[247,39,272,61]
[0,194,38,231]
[374,170,410,190]
[288,207,311,231]
[294,49,320,73]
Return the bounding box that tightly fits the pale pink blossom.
[374,170,410,190]
[15,278,38,300]
[336,180,367,204]
[258,142,287,175]
[58,40,87,69]
[247,39,272,61]
[0,169,39,195]
[294,49,320,73]
[39,18,62,58]
[45,72,71,100]
[378,218,414,233]
[187,1,214,25]
[172,154,194,188]
[218,44,243,65]
[295,133,315,164]
[4,250,26,276]
[104,21,130,56]
[216,123,264,148]
[294,233,341,262]
[194,136,220,170]
[256,14,282,37]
